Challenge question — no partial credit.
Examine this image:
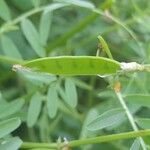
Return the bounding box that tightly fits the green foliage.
[1,35,22,60]
[27,92,43,127]
[136,118,150,129]
[39,12,52,46]
[0,0,150,150]
[124,94,150,107]
[21,19,45,57]
[86,108,126,131]
[0,137,23,150]
[16,68,57,85]
[0,0,11,21]
[0,118,21,138]
[130,138,141,150]
[55,0,95,9]
[47,85,58,118]
[65,78,78,108]
[0,98,25,120]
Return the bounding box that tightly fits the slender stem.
[69,130,150,148]
[7,7,45,26]
[21,130,150,149]
[115,91,147,150]
[0,3,68,35]
[0,6,44,35]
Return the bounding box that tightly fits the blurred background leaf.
[47,85,58,119]
[1,35,22,60]
[0,118,21,138]
[0,0,11,21]
[0,137,23,150]
[86,108,126,131]
[65,78,78,108]
[21,19,45,57]
[27,92,43,127]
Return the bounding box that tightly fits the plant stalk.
[115,91,147,150]
[21,130,150,149]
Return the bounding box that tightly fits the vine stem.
[20,130,150,149]
[115,91,147,150]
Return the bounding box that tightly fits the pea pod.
[23,56,120,76]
